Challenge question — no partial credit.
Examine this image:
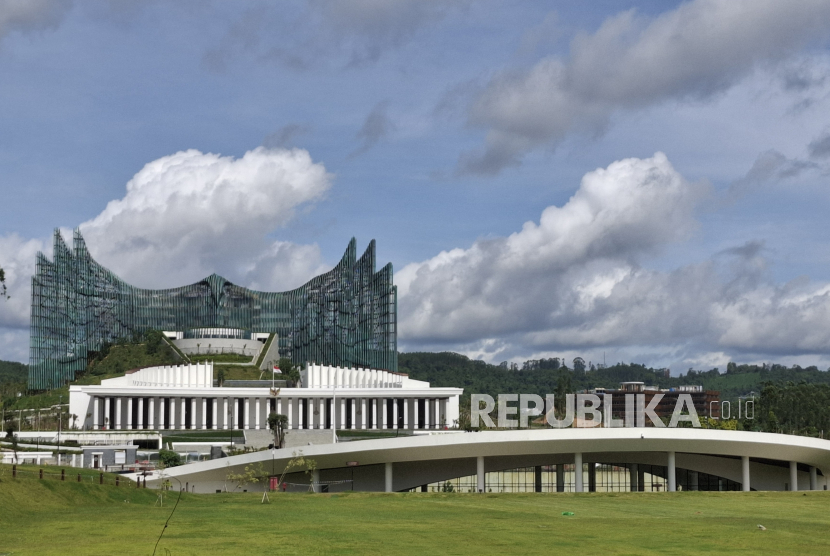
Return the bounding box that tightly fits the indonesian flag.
[273,365,282,374]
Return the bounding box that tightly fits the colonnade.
[382,453,822,493]
[90,395,450,431]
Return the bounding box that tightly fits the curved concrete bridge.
[146,428,830,493]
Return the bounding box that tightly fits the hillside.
[400,352,830,403]
[0,359,27,384]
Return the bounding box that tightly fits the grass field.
[1,465,828,555]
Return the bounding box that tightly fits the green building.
[29,230,397,390]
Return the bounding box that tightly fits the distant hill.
[400,352,830,403]
[0,360,27,384]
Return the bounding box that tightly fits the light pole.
[57,394,62,465]
[228,399,234,448]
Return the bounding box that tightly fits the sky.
[2,0,830,374]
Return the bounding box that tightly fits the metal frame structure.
[29,229,397,390]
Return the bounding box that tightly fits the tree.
[277,452,318,492]
[573,357,586,374]
[267,412,288,449]
[159,449,183,468]
[144,329,165,355]
[226,462,268,493]
[278,357,301,385]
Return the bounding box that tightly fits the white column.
[742,455,750,492]
[191,398,197,430]
[104,397,111,430]
[158,398,165,430]
[288,399,293,429]
[149,397,155,429]
[382,399,388,429]
[790,461,798,491]
[319,398,326,429]
[212,398,218,430]
[93,397,100,430]
[434,399,440,429]
[222,398,228,430]
[126,398,133,430]
[371,399,377,430]
[403,399,409,429]
[308,398,314,430]
[340,399,346,430]
[667,451,676,492]
[277,398,283,419]
[361,399,367,430]
[575,453,583,493]
[810,466,818,491]
[180,398,187,430]
[233,399,240,430]
[137,397,144,430]
[385,462,393,493]
[202,398,207,430]
[476,456,485,493]
[255,398,261,430]
[170,398,176,430]
[244,398,251,430]
[392,399,398,429]
[413,398,419,430]
[350,398,356,430]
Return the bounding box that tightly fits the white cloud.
[79,146,332,290]
[398,152,830,363]
[0,233,46,329]
[0,146,333,361]
[460,0,830,174]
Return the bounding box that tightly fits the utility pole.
[57,394,62,465]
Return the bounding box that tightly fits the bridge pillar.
[810,466,818,491]
[476,456,485,493]
[629,463,638,492]
[385,462,393,493]
[790,461,798,491]
[667,451,676,492]
[574,453,583,492]
[742,456,750,492]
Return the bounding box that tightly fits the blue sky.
[2,0,830,373]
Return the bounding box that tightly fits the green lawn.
[1,465,828,555]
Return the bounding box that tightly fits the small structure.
[82,444,137,470]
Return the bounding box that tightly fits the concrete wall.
[173,338,261,357]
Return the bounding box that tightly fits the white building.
[69,362,461,433]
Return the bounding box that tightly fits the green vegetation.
[214,365,264,381]
[254,333,276,368]
[158,449,183,467]
[1,469,829,555]
[755,382,830,437]
[162,429,244,444]
[84,333,180,381]
[400,352,830,405]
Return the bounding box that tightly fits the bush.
[159,449,183,468]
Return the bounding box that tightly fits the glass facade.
[29,229,397,390]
